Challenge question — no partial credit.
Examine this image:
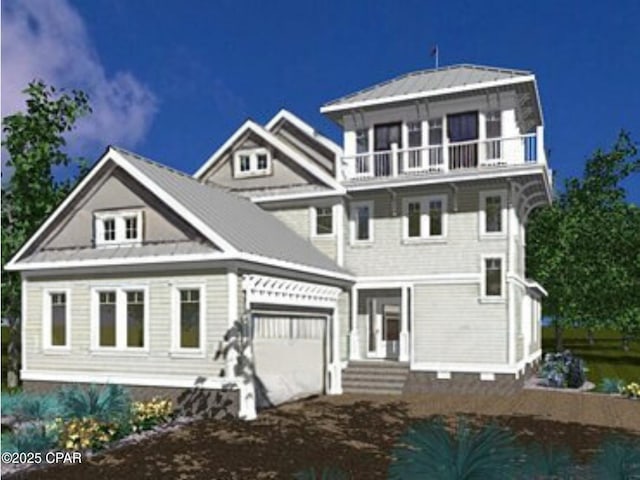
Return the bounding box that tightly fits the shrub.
[58,384,131,423]
[5,422,59,453]
[1,390,26,416]
[388,417,524,480]
[58,417,121,451]
[599,377,625,394]
[293,466,351,480]
[590,437,640,479]
[522,443,574,479]
[130,398,173,433]
[540,350,586,388]
[8,392,61,422]
[620,381,640,399]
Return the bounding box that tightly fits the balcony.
[341,129,546,182]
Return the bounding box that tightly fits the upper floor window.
[312,206,334,236]
[402,195,447,240]
[486,111,502,139]
[43,289,70,350]
[483,257,504,299]
[407,122,422,148]
[350,201,373,243]
[428,118,443,145]
[95,210,143,246]
[479,191,507,237]
[356,129,369,154]
[233,148,272,178]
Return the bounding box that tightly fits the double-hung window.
[92,287,148,351]
[407,121,423,169]
[172,285,206,355]
[428,118,443,168]
[355,129,370,175]
[312,206,334,236]
[43,289,71,350]
[479,191,507,237]
[350,201,373,243]
[482,256,505,300]
[95,210,143,246]
[485,111,502,160]
[403,195,447,240]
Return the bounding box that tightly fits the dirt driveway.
[12,391,640,479]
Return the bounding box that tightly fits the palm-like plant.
[4,422,59,453]
[388,417,524,480]
[590,437,640,480]
[522,443,575,479]
[10,393,61,422]
[58,384,131,422]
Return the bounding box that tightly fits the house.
[6,64,552,419]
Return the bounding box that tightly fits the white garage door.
[252,314,326,406]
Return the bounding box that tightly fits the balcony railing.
[341,130,545,181]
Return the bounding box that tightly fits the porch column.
[327,308,343,394]
[349,286,360,360]
[399,286,409,362]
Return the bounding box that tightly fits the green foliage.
[527,132,640,349]
[4,422,59,453]
[540,351,587,388]
[522,443,574,479]
[58,417,122,451]
[1,80,91,387]
[590,437,640,479]
[293,466,352,480]
[598,377,626,394]
[1,390,26,416]
[13,393,62,422]
[388,417,523,480]
[130,398,174,433]
[58,384,132,423]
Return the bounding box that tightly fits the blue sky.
[2,0,639,201]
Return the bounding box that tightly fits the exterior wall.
[344,180,509,277]
[43,168,201,250]
[404,371,524,395]
[338,291,350,362]
[412,283,507,364]
[200,135,320,191]
[23,270,229,379]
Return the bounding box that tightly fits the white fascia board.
[265,109,343,157]
[321,76,536,114]
[195,120,345,193]
[356,273,480,284]
[5,153,114,270]
[345,164,548,193]
[7,252,233,272]
[251,189,345,204]
[109,149,238,254]
[239,252,355,283]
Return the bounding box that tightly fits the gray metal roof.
[112,147,349,276]
[231,184,336,199]
[323,64,533,110]
[23,241,214,263]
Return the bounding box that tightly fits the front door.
[374,123,402,176]
[367,301,400,359]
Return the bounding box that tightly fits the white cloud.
[1,0,157,152]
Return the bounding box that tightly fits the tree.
[527,132,640,351]
[2,81,91,388]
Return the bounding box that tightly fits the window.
[485,111,502,159]
[43,290,70,350]
[233,148,272,177]
[314,206,334,236]
[126,291,144,348]
[172,286,205,354]
[479,191,507,237]
[91,287,148,351]
[407,122,423,169]
[350,202,373,243]
[99,291,117,347]
[95,210,143,246]
[403,195,447,240]
[428,118,443,167]
[484,258,503,297]
[356,129,369,154]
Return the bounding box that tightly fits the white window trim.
[233,148,272,178]
[402,195,448,242]
[42,288,71,353]
[480,254,506,303]
[171,284,207,357]
[349,201,374,245]
[90,285,150,353]
[94,210,143,247]
[310,205,336,238]
[479,190,507,239]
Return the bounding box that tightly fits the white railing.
[342,131,545,181]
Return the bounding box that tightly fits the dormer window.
[95,210,143,246]
[233,148,272,178]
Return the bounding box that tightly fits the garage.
[251,313,327,406]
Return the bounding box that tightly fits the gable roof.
[321,64,535,113]
[7,146,352,280]
[265,109,342,158]
[193,119,345,192]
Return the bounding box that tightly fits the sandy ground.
[7,390,640,479]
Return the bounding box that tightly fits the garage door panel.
[252,315,325,407]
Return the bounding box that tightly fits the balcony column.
[442,116,449,172]
[349,286,360,360]
[391,142,399,177]
[536,125,545,164]
[399,286,409,362]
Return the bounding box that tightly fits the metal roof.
[112,147,349,276]
[322,64,533,112]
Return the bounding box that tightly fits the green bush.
[6,392,61,422]
[1,390,26,416]
[388,417,524,480]
[598,377,625,394]
[58,384,131,423]
[590,437,640,479]
[522,443,574,479]
[4,422,59,453]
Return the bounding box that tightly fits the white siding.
[24,271,229,377]
[413,283,507,364]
